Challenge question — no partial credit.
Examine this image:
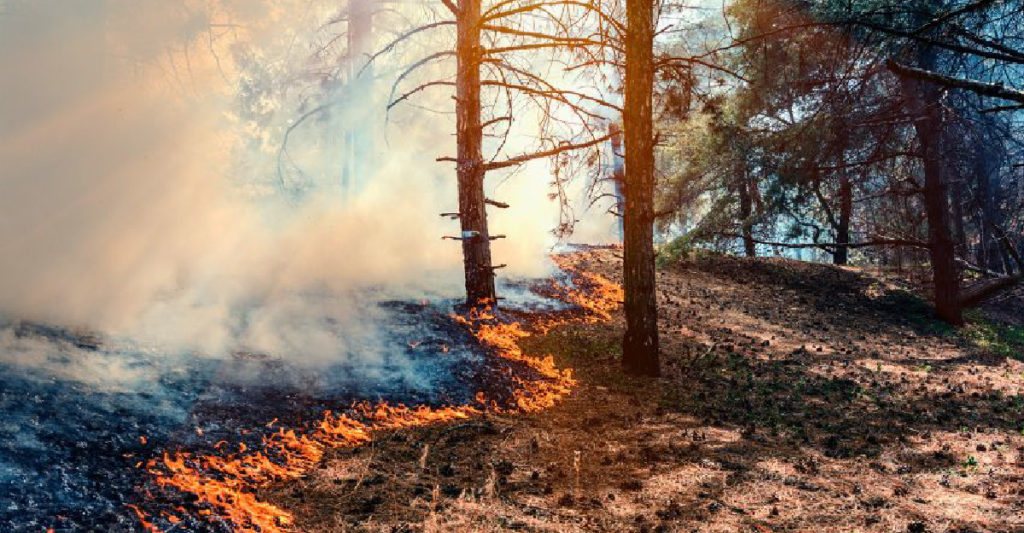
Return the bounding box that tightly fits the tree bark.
[976,211,991,271]
[621,0,659,377]
[737,162,756,258]
[897,47,963,325]
[455,0,497,306]
[833,119,851,265]
[975,151,1000,272]
[834,173,853,265]
[950,177,968,256]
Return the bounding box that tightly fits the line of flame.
[135,257,622,532]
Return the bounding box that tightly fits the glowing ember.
[136,254,620,531]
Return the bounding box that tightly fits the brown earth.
[264,249,1024,532]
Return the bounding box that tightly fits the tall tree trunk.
[621,0,659,377]
[975,151,999,272]
[343,0,374,198]
[455,0,496,306]
[833,118,851,265]
[898,50,963,325]
[834,173,852,265]
[737,163,755,258]
[950,178,967,256]
[976,211,990,271]
[609,122,626,242]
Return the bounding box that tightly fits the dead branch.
[914,0,999,35]
[482,116,512,128]
[389,80,457,110]
[483,132,614,171]
[989,222,1024,272]
[960,274,1024,308]
[481,80,614,119]
[482,24,622,52]
[387,52,457,110]
[887,61,1024,104]
[482,1,626,35]
[439,0,459,16]
[656,56,749,83]
[956,258,1004,278]
[361,21,456,76]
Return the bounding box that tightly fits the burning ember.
[132,254,622,532]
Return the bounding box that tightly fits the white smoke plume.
[0,0,617,378]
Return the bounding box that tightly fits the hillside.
[266,249,1024,532]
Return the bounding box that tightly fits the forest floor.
[265,248,1024,532]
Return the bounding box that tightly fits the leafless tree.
[368,0,623,306]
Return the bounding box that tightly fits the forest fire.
[5,0,1024,530]
[134,254,621,532]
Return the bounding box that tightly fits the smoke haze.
[0,0,617,375]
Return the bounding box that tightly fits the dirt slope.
[267,249,1024,532]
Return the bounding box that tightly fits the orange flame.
[136,254,620,532]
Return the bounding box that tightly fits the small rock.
[907,522,927,533]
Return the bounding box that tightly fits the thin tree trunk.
[737,163,756,258]
[833,119,851,265]
[975,152,999,272]
[343,0,374,198]
[455,0,496,306]
[976,212,990,271]
[950,178,967,256]
[834,173,852,265]
[610,122,626,242]
[621,0,659,377]
[976,210,990,272]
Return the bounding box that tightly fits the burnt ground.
[266,249,1024,532]
[3,298,547,532]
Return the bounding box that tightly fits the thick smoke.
[0,0,616,379]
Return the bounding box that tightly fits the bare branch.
[855,21,1024,65]
[277,103,336,190]
[482,79,618,117]
[482,1,625,35]
[361,21,456,76]
[657,55,749,83]
[484,132,614,171]
[914,0,999,35]
[389,80,456,110]
[887,61,1024,105]
[387,51,456,110]
[482,116,512,128]
[481,24,622,52]
[439,0,459,16]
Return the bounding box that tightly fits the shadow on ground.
[268,250,1024,532]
